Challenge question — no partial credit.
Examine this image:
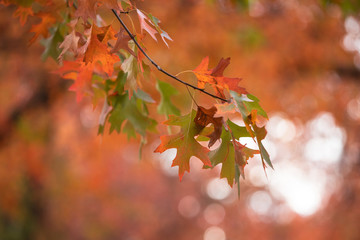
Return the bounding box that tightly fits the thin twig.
[111,9,230,103]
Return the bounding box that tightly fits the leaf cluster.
[2,0,273,190]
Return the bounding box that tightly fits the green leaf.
[230,91,268,119]
[41,26,64,61]
[108,93,156,136]
[209,128,236,186]
[156,80,180,116]
[235,164,241,198]
[227,119,251,138]
[122,121,136,140]
[259,141,273,169]
[154,110,211,180]
[114,71,127,94]
[134,89,155,103]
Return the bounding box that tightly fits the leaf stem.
[111,9,230,103]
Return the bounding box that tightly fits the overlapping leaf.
[83,24,119,76]
[193,56,247,99]
[154,110,212,180]
[194,106,223,147]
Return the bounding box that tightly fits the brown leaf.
[194,106,223,148]
[58,30,80,62]
[111,29,135,56]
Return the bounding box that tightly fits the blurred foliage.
[1,0,360,240]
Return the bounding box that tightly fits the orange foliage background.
[1,1,360,239]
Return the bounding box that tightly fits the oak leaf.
[193,57,247,99]
[58,30,80,61]
[83,24,119,76]
[75,0,122,21]
[13,6,33,26]
[194,106,223,148]
[29,13,56,44]
[154,110,211,181]
[111,29,135,56]
[56,60,93,102]
[137,9,158,41]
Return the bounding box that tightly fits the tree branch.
[111,9,230,103]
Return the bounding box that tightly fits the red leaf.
[194,106,223,148]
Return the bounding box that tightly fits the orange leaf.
[13,6,33,26]
[56,60,94,102]
[29,13,56,44]
[83,24,119,76]
[193,57,247,99]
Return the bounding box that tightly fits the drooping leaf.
[208,128,235,186]
[231,91,273,170]
[194,106,223,148]
[233,140,259,179]
[154,110,211,180]
[121,55,139,97]
[137,9,158,41]
[156,79,180,117]
[147,13,173,47]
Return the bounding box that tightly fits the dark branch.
[111,9,230,103]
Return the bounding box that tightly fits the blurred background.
[1,0,360,239]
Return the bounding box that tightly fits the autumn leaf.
[154,110,211,181]
[58,30,80,61]
[233,140,259,179]
[111,29,135,56]
[56,60,94,102]
[75,0,122,21]
[193,57,247,99]
[137,9,158,41]
[147,13,173,47]
[83,24,119,76]
[29,13,56,44]
[231,91,273,170]
[194,106,223,148]
[13,6,33,26]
